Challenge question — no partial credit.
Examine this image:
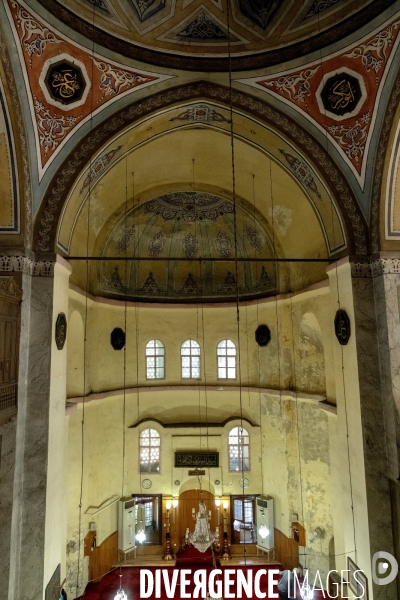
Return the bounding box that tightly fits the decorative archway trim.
[34,81,368,254]
[128,416,257,429]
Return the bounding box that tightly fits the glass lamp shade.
[172,499,178,508]
[258,525,269,539]
[301,584,314,600]
[135,529,146,544]
[114,589,128,600]
[189,501,217,553]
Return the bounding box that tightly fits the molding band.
[351,257,400,277]
[0,255,54,276]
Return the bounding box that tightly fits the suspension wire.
[226,0,247,566]
[287,264,306,571]
[116,158,129,584]
[75,1,96,596]
[315,8,358,567]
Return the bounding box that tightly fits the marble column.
[7,256,71,600]
[327,257,398,600]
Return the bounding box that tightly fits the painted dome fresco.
[97,191,276,302]
[34,0,389,69]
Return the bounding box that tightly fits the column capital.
[326,255,400,278]
[0,254,71,277]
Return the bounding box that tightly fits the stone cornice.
[0,255,54,276]
[351,257,400,277]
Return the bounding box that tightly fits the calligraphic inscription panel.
[175,452,219,468]
[45,60,86,105]
[334,309,351,345]
[321,72,361,117]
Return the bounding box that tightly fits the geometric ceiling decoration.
[6,0,173,179]
[157,6,248,45]
[237,14,400,189]
[182,0,222,11]
[238,0,280,30]
[129,0,166,22]
[33,0,386,65]
[99,191,277,302]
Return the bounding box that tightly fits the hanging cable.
[75,1,96,596]
[226,0,247,565]
[315,8,358,568]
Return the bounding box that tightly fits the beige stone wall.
[67,282,332,398]
[64,281,337,592]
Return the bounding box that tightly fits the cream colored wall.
[67,282,332,398]
[64,280,338,593]
[44,260,71,595]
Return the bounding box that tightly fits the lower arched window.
[139,429,161,473]
[228,427,250,472]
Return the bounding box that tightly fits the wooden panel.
[274,528,299,571]
[88,531,118,583]
[291,522,306,546]
[167,490,229,552]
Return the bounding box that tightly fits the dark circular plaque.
[111,327,125,350]
[255,324,271,347]
[321,72,362,117]
[45,59,86,105]
[334,309,351,345]
[55,313,67,350]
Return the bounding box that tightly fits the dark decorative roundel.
[321,73,362,117]
[55,313,67,350]
[111,327,126,350]
[142,479,152,489]
[334,309,351,345]
[174,480,181,486]
[255,324,271,347]
[45,60,86,105]
[214,479,221,486]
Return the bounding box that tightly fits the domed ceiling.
[36,0,390,69]
[97,191,276,302]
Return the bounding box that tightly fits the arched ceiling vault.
[34,0,394,71]
[34,82,368,260]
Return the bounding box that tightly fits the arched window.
[181,339,200,379]
[146,339,165,379]
[217,339,236,379]
[228,427,250,472]
[139,429,161,473]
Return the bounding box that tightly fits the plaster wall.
[65,388,334,589]
[43,261,71,592]
[67,283,332,400]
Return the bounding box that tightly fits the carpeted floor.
[76,564,287,600]
[175,545,220,568]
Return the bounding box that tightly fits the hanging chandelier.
[135,529,146,544]
[189,501,218,553]
[114,574,128,600]
[258,510,269,539]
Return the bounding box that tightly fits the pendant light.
[114,574,128,600]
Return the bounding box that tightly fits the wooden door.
[172,490,220,550]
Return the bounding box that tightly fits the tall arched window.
[146,339,165,379]
[217,339,236,379]
[181,339,200,379]
[228,427,250,472]
[139,429,161,473]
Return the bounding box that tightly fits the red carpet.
[76,564,285,600]
[175,545,220,568]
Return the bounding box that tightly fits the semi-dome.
[97,191,276,302]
